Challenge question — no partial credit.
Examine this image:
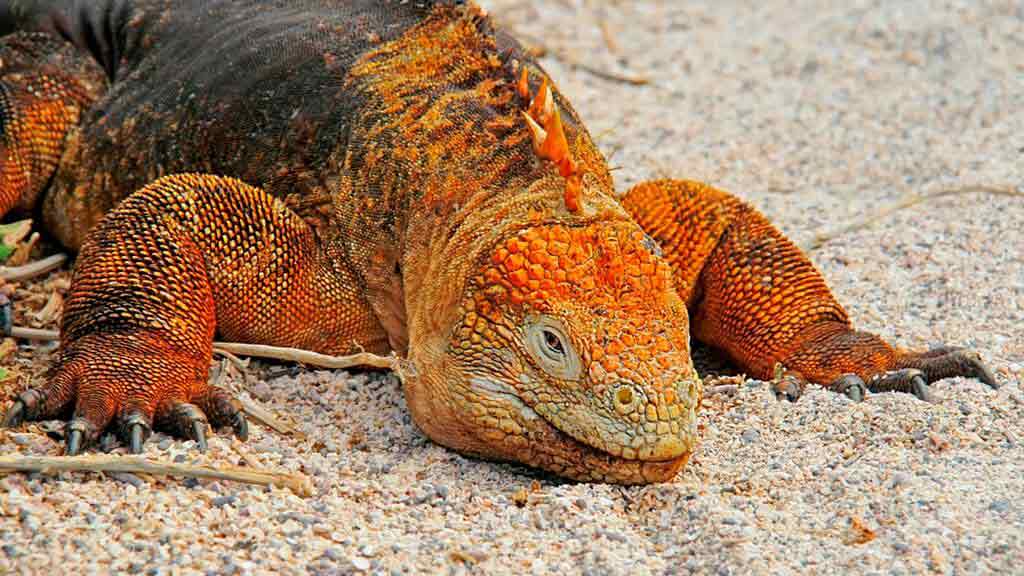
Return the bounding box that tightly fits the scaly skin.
[0,32,106,216]
[0,0,997,484]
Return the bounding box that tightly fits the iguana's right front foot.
[3,174,385,454]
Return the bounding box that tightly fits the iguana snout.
[403,220,702,484]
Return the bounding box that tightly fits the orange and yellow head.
[406,217,702,484]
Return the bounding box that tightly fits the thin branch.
[9,326,58,340]
[803,185,1023,252]
[6,326,399,371]
[557,50,650,86]
[0,454,313,496]
[0,253,68,282]
[212,342,398,371]
[235,394,306,439]
[491,13,649,87]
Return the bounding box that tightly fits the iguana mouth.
[519,399,692,484]
[469,375,695,470]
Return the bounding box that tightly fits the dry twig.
[803,185,1022,252]
[6,326,398,371]
[0,253,68,283]
[212,341,398,371]
[0,454,313,496]
[235,394,306,439]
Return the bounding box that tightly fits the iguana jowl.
[0,0,996,483]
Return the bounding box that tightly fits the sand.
[2,0,1022,574]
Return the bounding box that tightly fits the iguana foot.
[3,335,247,454]
[782,326,998,402]
[829,370,931,402]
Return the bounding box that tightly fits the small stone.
[359,544,376,557]
[212,495,238,508]
[251,381,273,401]
[989,500,1010,513]
[351,556,370,571]
[959,402,974,415]
[740,429,760,444]
[891,472,911,488]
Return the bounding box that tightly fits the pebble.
[891,472,912,488]
[212,495,238,508]
[740,429,760,444]
[250,382,273,401]
[989,500,1010,514]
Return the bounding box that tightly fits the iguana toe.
[117,411,152,454]
[831,374,867,402]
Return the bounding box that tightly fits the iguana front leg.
[3,174,388,453]
[622,179,997,400]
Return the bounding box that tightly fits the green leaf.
[0,367,8,381]
[0,243,14,263]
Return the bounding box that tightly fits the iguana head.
[368,22,699,481]
[403,207,702,484]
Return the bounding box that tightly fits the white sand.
[2,1,1022,574]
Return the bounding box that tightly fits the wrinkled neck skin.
[333,3,700,483]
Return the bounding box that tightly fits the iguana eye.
[542,329,565,356]
[525,316,581,380]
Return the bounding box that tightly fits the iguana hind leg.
[3,174,389,453]
[0,32,106,217]
[622,179,998,400]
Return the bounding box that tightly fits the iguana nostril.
[616,387,634,406]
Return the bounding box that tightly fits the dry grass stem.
[212,342,399,371]
[0,454,313,496]
[235,394,306,439]
[803,185,1023,252]
[6,326,398,371]
[0,253,69,282]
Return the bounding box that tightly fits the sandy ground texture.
[2,0,1023,574]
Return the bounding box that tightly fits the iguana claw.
[2,399,25,427]
[3,389,43,428]
[832,374,867,402]
[192,421,208,452]
[66,418,101,455]
[129,423,145,454]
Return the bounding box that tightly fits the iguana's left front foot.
[622,179,999,400]
[777,323,997,401]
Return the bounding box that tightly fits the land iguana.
[0,0,997,483]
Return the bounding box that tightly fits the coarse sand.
[1,1,1022,574]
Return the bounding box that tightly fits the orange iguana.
[0,0,996,483]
